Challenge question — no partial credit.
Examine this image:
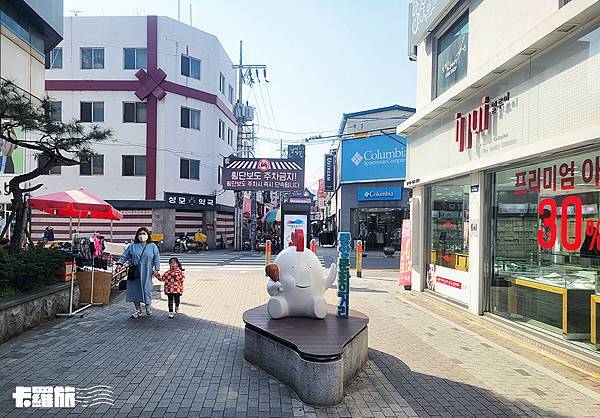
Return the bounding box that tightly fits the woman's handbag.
[127,244,148,281]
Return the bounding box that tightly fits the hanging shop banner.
[341,134,407,183]
[287,144,305,160]
[283,214,307,247]
[165,192,216,210]
[317,179,325,208]
[399,219,412,288]
[324,154,335,191]
[222,156,304,191]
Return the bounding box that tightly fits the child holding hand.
[159,257,185,318]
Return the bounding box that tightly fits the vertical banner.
[324,154,335,192]
[337,232,351,318]
[399,219,412,288]
[317,178,325,209]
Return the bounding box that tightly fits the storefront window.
[351,208,405,250]
[436,13,469,97]
[427,177,470,304]
[490,149,600,346]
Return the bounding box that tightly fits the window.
[122,155,146,176]
[227,127,234,147]
[228,85,234,104]
[219,73,226,95]
[49,101,61,122]
[218,165,223,185]
[490,149,600,345]
[435,13,468,97]
[80,155,104,176]
[124,48,147,70]
[180,158,200,180]
[181,55,201,80]
[123,102,147,123]
[37,154,61,175]
[218,119,225,140]
[49,48,62,69]
[426,176,470,303]
[81,48,104,69]
[0,3,44,54]
[180,107,200,130]
[80,102,104,122]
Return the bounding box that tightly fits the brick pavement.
[0,263,599,417]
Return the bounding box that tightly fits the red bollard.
[356,240,363,278]
[310,238,317,254]
[265,240,272,265]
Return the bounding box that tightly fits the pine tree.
[0,80,112,252]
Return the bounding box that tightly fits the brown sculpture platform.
[242,304,368,361]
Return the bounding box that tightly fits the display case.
[493,257,597,339]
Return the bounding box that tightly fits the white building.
[399,0,600,355]
[0,0,63,235]
[35,16,238,247]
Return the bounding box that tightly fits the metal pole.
[235,40,244,251]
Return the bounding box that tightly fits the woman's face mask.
[138,233,148,242]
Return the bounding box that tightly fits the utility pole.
[232,41,266,251]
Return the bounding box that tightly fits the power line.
[254,124,338,135]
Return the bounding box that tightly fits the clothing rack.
[57,231,111,317]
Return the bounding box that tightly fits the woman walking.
[116,227,161,318]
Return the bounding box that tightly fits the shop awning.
[28,188,123,220]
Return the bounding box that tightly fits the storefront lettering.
[455,96,490,152]
[514,157,600,195]
[538,196,600,252]
[363,148,406,162]
[455,92,512,152]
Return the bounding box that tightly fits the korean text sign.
[341,135,407,183]
[222,157,305,191]
[165,192,215,210]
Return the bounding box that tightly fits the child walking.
[159,257,185,318]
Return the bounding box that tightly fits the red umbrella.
[28,189,123,220]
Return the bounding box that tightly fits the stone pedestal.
[243,304,369,406]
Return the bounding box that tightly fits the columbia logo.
[351,152,363,166]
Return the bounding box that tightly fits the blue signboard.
[357,186,403,202]
[341,135,407,183]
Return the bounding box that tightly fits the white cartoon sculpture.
[265,230,337,319]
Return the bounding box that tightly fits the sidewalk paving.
[0,265,599,417]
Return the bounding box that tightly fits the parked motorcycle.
[173,233,208,253]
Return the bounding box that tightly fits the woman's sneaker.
[168,312,174,319]
[131,310,142,319]
[145,305,152,316]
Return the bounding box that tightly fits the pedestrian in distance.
[158,257,185,318]
[115,227,161,318]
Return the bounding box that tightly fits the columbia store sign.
[222,156,304,191]
[455,92,511,152]
[341,134,407,183]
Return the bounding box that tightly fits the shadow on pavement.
[368,348,557,417]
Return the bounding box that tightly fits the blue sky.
[63,0,416,190]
